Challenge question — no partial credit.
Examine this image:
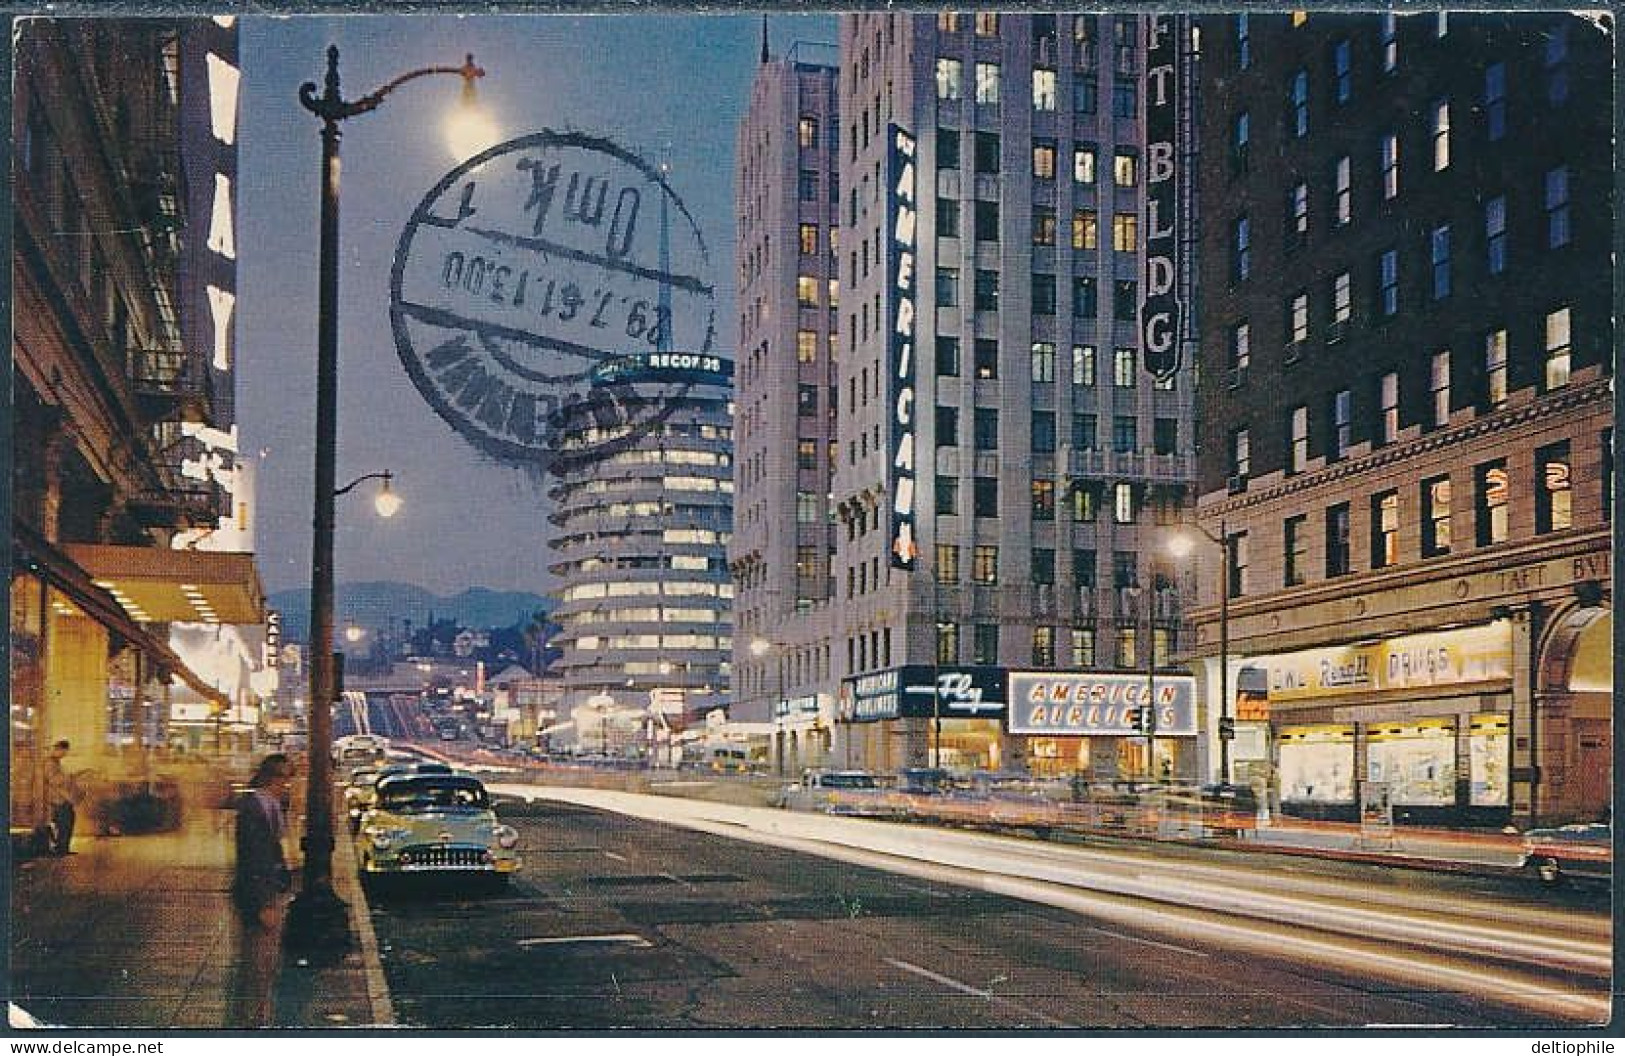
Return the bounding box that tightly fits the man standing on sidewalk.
[42,740,75,856]
[231,753,295,1027]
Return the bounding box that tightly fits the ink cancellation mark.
[390,131,716,467]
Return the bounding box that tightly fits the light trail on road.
[492,783,1611,1025]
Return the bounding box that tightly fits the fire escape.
[122,27,222,532]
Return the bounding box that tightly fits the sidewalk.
[9,804,389,1030]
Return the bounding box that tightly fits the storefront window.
[1025,737,1090,778]
[1366,720,1455,805]
[10,574,46,827]
[1469,714,1509,806]
[1278,725,1354,803]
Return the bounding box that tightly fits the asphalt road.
[360,796,1608,1030]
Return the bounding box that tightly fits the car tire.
[1530,857,1563,885]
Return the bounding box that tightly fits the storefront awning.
[61,542,264,625]
[13,524,230,706]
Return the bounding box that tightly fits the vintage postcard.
[9,8,1614,1043]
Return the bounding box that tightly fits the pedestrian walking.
[42,740,75,855]
[230,753,295,1027]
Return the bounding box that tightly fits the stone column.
[1508,605,1540,826]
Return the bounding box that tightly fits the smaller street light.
[336,470,401,519]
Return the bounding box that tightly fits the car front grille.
[397,845,492,870]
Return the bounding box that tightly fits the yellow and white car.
[355,772,520,887]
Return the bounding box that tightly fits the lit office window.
[1544,306,1572,390]
[1485,328,1508,408]
[1476,461,1510,546]
[1430,100,1450,170]
[1371,490,1399,569]
[1423,476,1452,556]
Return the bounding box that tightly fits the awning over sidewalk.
[13,523,230,706]
[62,541,264,625]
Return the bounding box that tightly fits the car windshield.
[822,773,879,789]
[378,778,490,812]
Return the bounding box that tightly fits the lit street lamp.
[1169,520,1231,785]
[285,45,487,956]
[336,469,402,519]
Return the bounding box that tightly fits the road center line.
[1084,926,1210,958]
[884,958,1075,1029]
[518,934,651,948]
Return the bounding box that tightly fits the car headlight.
[493,824,520,850]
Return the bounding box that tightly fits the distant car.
[342,766,382,833]
[776,770,896,816]
[345,762,457,833]
[355,772,520,888]
[1519,822,1612,885]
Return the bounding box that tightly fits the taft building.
[729,37,842,772]
[829,13,1197,778]
[1191,13,1612,827]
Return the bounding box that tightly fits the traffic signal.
[1137,706,1153,734]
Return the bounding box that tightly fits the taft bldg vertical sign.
[1141,14,1181,379]
[887,124,919,570]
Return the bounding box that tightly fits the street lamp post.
[285,45,485,955]
[750,637,785,776]
[1170,519,1231,785]
[1144,574,1157,780]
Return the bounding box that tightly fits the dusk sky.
[238,14,836,596]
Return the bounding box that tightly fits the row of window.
[936,130,1139,187]
[1229,307,1577,475]
[938,622,1170,672]
[935,545,1163,593]
[937,339,1169,390]
[1228,434,1607,596]
[935,405,1178,455]
[1231,163,1571,285]
[1232,14,1572,118]
[938,476,1169,526]
[935,57,1142,119]
[933,268,1141,319]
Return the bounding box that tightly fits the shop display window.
[1366,720,1455,805]
[1278,725,1354,803]
[1468,714,1509,806]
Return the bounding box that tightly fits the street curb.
[331,827,396,1026]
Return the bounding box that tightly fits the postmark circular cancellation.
[390,132,716,473]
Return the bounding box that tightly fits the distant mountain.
[269,582,551,642]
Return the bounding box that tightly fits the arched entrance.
[1536,605,1612,823]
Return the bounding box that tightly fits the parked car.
[355,772,520,889]
[342,766,382,833]
[1519,822,1611,885]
